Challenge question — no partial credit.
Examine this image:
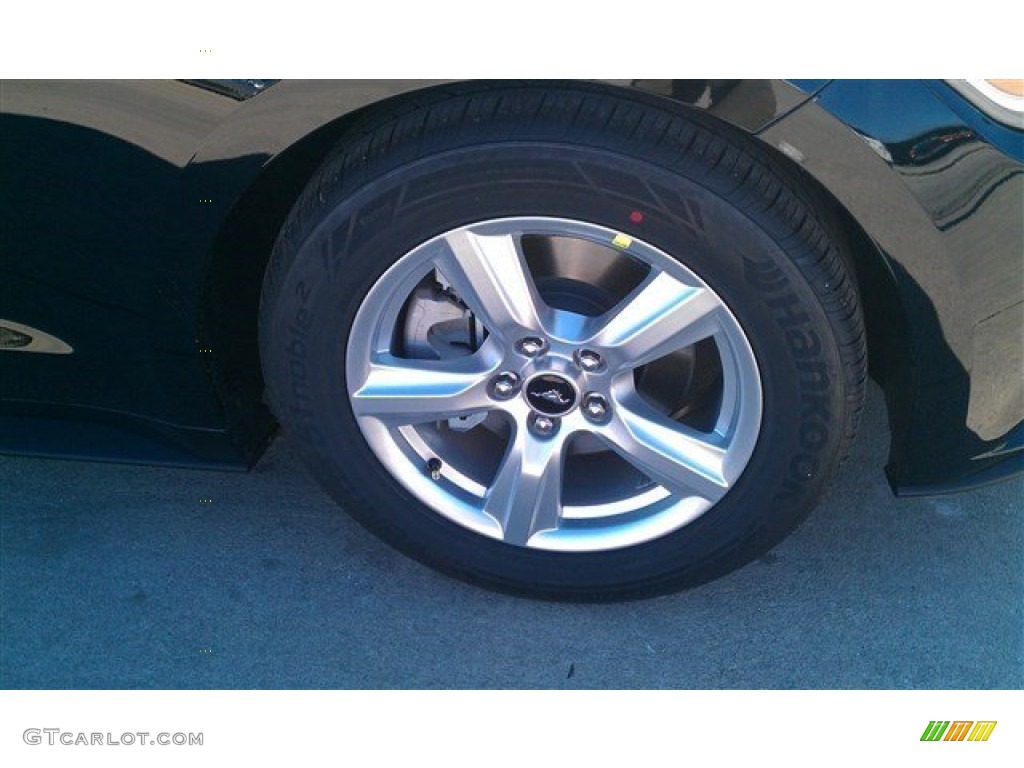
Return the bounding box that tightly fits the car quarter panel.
[760,79,1023,491]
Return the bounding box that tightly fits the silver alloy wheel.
[346,217,762,552]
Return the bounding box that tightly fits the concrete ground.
[2,383,1021,689]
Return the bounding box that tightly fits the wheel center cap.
[525,374,577,416]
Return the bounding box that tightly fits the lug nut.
[582,393,610,423]
[574,349,604,372]
[530,414,560,438]
[491,371,521,399]
[516,337,547,357]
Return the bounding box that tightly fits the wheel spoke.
[591,270,721,369]
[433,229,546,340]
[484,426,565,546]
[605,392,730,503]
[350,353,497,426]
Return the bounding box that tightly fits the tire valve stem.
[426,457,443,481]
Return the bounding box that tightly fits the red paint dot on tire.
[629,211,644,223]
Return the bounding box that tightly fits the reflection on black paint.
[0,113,264,435]
[881,258,1022,490]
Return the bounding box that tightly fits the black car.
[2,79,1021,599]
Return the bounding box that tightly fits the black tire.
[259,83,866,600]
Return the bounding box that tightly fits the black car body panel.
[1,79,1021,492]
[761,80,1023,491]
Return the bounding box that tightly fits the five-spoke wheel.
[347,218,762,552]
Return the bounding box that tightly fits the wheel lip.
[345,216,763,553]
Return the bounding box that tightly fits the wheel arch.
[756,84,1008,492]
[196,79,906,470]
